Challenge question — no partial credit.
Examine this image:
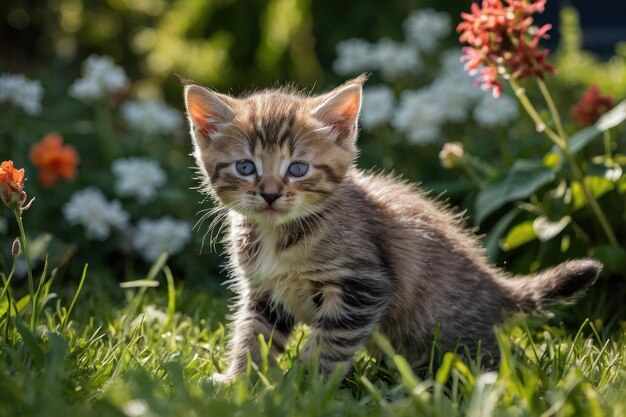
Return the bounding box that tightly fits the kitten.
[183,75,601,382]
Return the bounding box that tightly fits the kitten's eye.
[288,162,309,178]
[235,160,256,176]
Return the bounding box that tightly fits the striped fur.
[183,76,601,382]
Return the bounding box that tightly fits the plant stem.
[536,79,568,141]
[13,210,36,328]
[536,79,618,246]
[460,161,486,189]
[509,79,565,148]
[561,145,618,246]
[603,130,613,160]
[0,247,19,310]
[510,78,618,246]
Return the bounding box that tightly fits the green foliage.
[555,7,626,98]
[474,159,556,225]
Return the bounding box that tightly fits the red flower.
[0,160,33,212]
[571,85,615,128]
[457,0,556,97]
[29,133,80,187]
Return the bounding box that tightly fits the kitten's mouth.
[262,207,280,216]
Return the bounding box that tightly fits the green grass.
[1,257,625,417]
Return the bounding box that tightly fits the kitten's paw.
[209,372,235,385]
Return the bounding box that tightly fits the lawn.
[1,253,625,417]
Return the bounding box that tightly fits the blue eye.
[288,162,309,177]
[235,160,256,176]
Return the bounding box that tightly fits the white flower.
[69,55,129,102]
[133,217,191,262]
[333,38,421,80]
[0,73,43,115]
[473,93,519,127]
[439,49,467,77]
[361,86,396,129]
[121,100,182,135]
[404,9,451,52]
[333,39,376,75]
[63,187,129,240]
[372,39,422,81]
[392,88,445,144]
[112,158,167,203]
[429,81,473,123]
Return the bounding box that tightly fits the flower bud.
[11,238,20,256]
[439,142,465,169]
[0,161,33,213]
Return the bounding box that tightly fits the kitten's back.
[338,169,601,358]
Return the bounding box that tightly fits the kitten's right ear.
[184,84,235,143]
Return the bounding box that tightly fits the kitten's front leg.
[304,275,392,377]
[216,294,293,383]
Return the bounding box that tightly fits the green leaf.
[146,251,169,281]
[394,354,419,389]
[16,320,44,367]
[119,279,160,289]
[570,99,626,154]
[571,177,614,210]
[15,294,31,314]
[533,216,571,242]
[475,160,555,224]
[485,208,521,262]
[591,245,626,275]
[501,220,537,251]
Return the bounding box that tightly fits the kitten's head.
[183,75,365,225]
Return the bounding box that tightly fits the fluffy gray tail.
[502,259,602,313]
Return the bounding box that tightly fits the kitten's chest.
[236,231,317,322]
[238,230,291,279]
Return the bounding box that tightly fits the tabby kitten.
[183,75,601,382]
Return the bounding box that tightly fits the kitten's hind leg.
[303,274,392,377]
[217,294,294,383]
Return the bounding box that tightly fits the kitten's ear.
[184,84,235,143]
[313,75,366,142]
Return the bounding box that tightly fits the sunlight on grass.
[1,257,624,416]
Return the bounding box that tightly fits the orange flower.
[571,85,615,128]
[0,160,33,211]
[29,133,79,187]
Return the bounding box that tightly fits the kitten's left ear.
[313,75,367,143]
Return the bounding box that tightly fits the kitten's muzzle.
[260,192,281,205]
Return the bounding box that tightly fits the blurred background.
[1,0,625,323]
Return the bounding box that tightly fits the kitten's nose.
[260,192,281,205]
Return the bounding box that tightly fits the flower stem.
[603,130,613,160]
[13,210,36,328]
[509,79,565,148]
[510,78,618,246]
[561,145,618,246]
[536,79,568,141]
[536,79,618,246]
[460,159,486,189]
[0,246,19,312]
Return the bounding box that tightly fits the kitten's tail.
[501,259,602,314]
